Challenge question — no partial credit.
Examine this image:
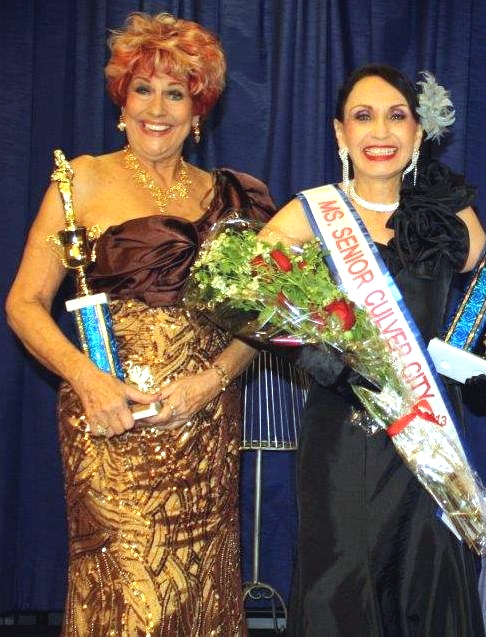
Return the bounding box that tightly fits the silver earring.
[117,113,126,132]
[402,148,419,186]
[339,147,350,188]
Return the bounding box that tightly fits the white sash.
[298,183,463,446]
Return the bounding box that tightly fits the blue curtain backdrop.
[1,0,485,613]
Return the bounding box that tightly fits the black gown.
[288,162,485,637]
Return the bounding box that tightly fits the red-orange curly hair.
[105,12,226,116]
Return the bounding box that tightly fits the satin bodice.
[87,168,275,306]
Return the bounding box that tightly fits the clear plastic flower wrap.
[183,215,486,555]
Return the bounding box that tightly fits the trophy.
[428,253,486,382]
[50,149,160,420]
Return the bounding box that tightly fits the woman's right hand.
[70,365,160,438]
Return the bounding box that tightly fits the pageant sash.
[298,183,465,451]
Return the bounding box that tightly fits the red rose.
[277,291,292,308]
[250,254,266,268]
[277,291,301,317]
[324,298,356,330]
[270,249,293,272]
[310,310,327,330]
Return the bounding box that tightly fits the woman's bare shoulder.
[64,152,123,204]
[68,151,122,180]
[260,197,313,244]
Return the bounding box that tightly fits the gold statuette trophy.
[50,149,159,420]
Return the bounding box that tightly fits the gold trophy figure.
[51,151,91,296]
[49,149,160,420]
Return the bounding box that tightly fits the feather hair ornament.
[416,71,455,142]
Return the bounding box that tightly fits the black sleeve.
[247,341,380,392]
[461,374,486,415]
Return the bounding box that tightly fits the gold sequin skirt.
[58,300,247,636]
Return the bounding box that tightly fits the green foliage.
[186,226,405,396]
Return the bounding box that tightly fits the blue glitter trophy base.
[428,254,486,383]
[66,293,160,420]
[66,292,124,379]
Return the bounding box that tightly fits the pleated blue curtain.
[1,0,485,612]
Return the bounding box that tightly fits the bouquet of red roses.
[184,216,486,555]
[186,218,396,384]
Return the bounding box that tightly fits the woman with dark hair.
[260,64,486,636]
[6,12,275,636]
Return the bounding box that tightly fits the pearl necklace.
[348,181,399,213]
[123,145,192,213]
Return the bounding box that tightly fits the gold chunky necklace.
[123,145,192,213]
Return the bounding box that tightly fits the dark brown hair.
[335,64,419,123]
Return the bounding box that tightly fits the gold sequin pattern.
[58,300,247,636]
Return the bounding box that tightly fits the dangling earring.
[339,147,350,189]
[192,119,201,144]
[117,112,126,132]
[402,148,419,186]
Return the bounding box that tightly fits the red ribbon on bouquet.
[387,399,442,437]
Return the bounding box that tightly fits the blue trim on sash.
[297,185,461,433]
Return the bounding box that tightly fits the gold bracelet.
[212,362,230,392]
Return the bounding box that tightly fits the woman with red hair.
[6,12,274,636]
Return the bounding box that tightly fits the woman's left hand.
[142,368,223,430]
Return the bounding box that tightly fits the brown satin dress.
[57,170,275,637]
